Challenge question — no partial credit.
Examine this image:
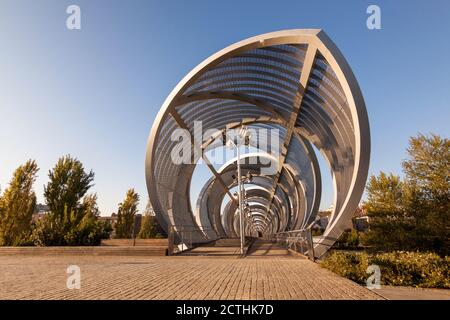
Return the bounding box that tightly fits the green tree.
[44,155,94,222]
[138,200,166,239]
[115,189,140,239]
[403,134,449,199]
[365,172,404,214]
[363,134,450,255]
[402,134,450,254]
[32,155,111,245]
[363,172,415,251]
[335,229,360,248]
[82,193,100,218]
[62,193,112,245]
[0,160,39,246]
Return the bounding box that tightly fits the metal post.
[131,215,136,246]
[168,225,174,256]
[307,228,315,261]
[237,145,244,255]
[181,226,185,251]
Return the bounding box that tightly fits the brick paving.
[0,255,382,300]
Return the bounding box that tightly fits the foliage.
[321,251,450,289]
[32,210,112,246]
[32,155,111,245]
[0,160,39,246]
[362,172,413,251]
[44,155,94,221]
[335,229,360,248]
[402,134,450,254]
[403,133,449,199]
[371,251,450,288]
[363,134,449,255]
[115,189,140,239]
[138,200,166,239]
[321,251,370,284]
[365,172,404,214]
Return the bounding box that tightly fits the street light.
[224,126,251,255]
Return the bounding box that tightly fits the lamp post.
[225,126,250,255]
[236,144,244,254]
[242,173,255,237]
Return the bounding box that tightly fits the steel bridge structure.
[145,29,370,258]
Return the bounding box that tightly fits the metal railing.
[167,225,216,255]
[274,228,315,261]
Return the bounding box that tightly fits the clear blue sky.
[1,0,449,216]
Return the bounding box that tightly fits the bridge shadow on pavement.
[246,239,301,258]
[179,238,305,259]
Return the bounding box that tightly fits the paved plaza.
[0,254,383,300]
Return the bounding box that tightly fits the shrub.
[371,251,450,288]
[320,251,450,289]
[320,251,369,284]
[347,229,360,247]
[31,215,112,246]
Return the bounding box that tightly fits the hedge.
[320,251,450,289]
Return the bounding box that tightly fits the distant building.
[32,203,49,222]
[351,204,369,231]
[35,203,49,213]
[312,204,367,232]
[311,209,331,232]
[99,213,118,226]
[99,213,118,238]
[315,216,329,230]
[353,216,370,232]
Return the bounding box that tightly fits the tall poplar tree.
[138,199,166,239]
[115,189,140,238]
[32,155,111,245]
[0,160,39,246]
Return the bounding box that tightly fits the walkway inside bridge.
[179,238,301,258]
